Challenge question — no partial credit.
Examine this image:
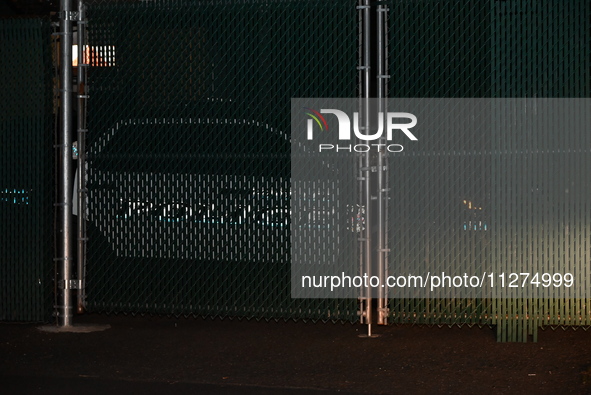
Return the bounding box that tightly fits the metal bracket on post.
[59,11,79,21]
[377,307,390,320]
[58,279,82,290]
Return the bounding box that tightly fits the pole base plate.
[37,324,111,333]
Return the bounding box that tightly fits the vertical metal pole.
[376,3,389,325]
[57,0,74,327]
[76,0,87,314]
[363,0,372,337]
[357,0,365,330]
[358,0,372,336]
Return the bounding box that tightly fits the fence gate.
[83,0,359,321]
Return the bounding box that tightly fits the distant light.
[72,45,115,67]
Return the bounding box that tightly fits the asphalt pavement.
[2,314,591,394]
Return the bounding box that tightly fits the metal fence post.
[376,2,389,326]
[358,0,373,335]
[76,0,88,314]
[56,0,74,327]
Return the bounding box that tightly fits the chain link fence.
[387,0,591,342]
[0,18,54,321]
[78,0,591,341]
[83,0,359,321]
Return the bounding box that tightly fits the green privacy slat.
[388,0,591,342]
[84,0,359,322]
[0,18,54,322]
[388,1,492,331]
